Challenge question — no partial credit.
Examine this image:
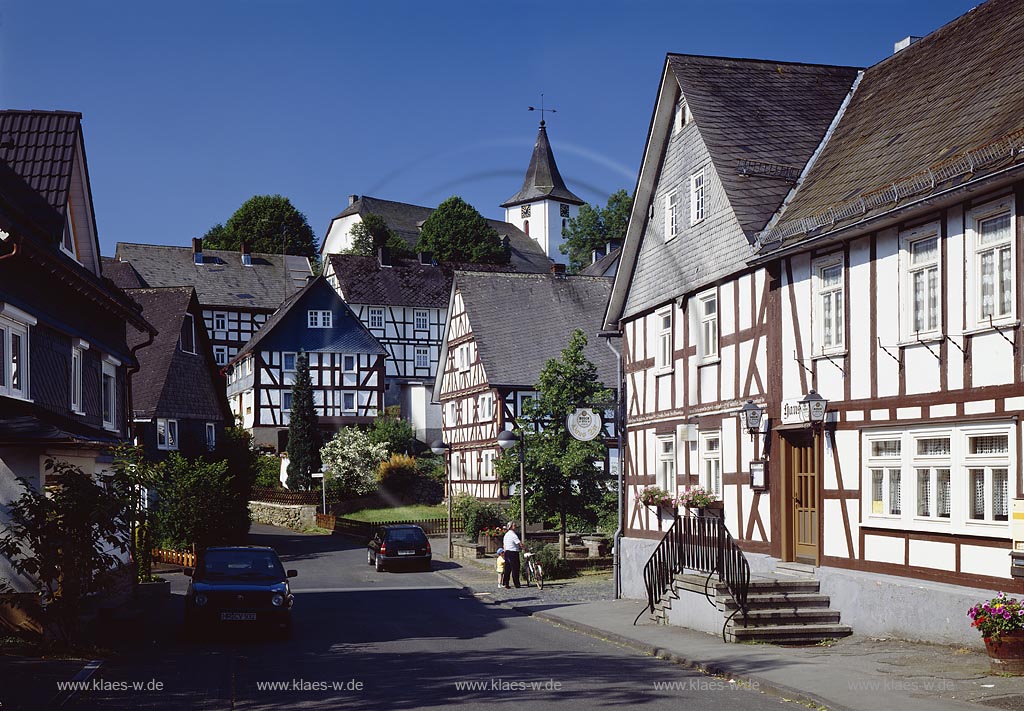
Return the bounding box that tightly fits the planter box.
[478,535,502,554]
[986,633,1024,675]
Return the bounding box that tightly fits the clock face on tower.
[521,205,531,219]
[560,204,570,218]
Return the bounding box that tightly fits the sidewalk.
[434,547,1024,711]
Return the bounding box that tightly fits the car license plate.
[398,550,415,556]
[221,612,256,621]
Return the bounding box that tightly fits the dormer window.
[60,211,77,260]
[180,313,196,354]
[308,310,332,328]
[242,253,252,266]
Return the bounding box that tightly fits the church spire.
[500,121,584,209]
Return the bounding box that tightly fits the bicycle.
[523,551,544,589]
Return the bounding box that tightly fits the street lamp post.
[497,429,526,547]
[430,440,453,557]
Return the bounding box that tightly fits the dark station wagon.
[184,546,297,638]
[367,524,432,572]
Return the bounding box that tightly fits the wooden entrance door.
[790,437,819,565]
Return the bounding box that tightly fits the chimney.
[418,251,433,266]
[377,246,392,268]
[893,36,922,54]
[192,237,203,265]
[240,239,252,266]
[606,240,621,254]
[591,248,605,265]
[550,263,566,276]
[348,194,359,206]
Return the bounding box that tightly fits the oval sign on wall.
[567,408,602,441]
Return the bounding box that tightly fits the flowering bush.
[636,486,674,508]
[968,592,1024,641]
[480,526,506,538]
[675,486,719,508]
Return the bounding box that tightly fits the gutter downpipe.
[0,233,21,262]
[599,329,624,600]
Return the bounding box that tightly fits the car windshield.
[387,530,426,545]
[200,550,286,580]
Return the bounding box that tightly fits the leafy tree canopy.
[560,189,633,273]
[345,214,412,258]
[416,196,509,264]
[495,329,612,555]
[202,194,318,258]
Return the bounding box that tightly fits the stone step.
[722,592,832,610]
[774,561,817,578]
[729,622,853,645]
[731,607,842,627]
[744,579,820,594]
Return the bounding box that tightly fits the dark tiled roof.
[0,158,63,241]
[233,276,387,361]
[668,55,860,238]
[759,0,1024,250]
[114,242,311,310]
[454,272,616,388]
[101,257,148,289]
[323,195,552,273]
[125,287,229,421]
[0,110,80,213]
[579,247,621,277]
[501,122,585,208]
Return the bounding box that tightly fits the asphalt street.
[55,525,796,710]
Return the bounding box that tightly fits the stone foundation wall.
[249,501,317,531]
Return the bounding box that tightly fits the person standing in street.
[501,522,522,588]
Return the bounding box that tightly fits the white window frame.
[481,450,496,479]
[282,390,293,418]
[70,344,85,414]
[447,401,457,426]
[283,352,297,372]
[414,309,429,331]
[656,434,676,492]
[673,100,692,134]
[245,356,253,375]
[343,391,356,413]
[213,312,227,332]
[478,393,493,421]
[0,311,33,401]
[812,255,845,355]
[965,431,1011,525]
[690,168,706,225]
[101,359,117,431]
[912,434,950,521]
[866,436,903,518]
[213,346,228,366]
[655,307,673,373]
[343,354,357,373]
[967,197,1015,330]
[699,431,721,496]
[206,422,217,451]
[60,210,78,260]
[664,191,679,242]
[156,418,179,451]
[696,290,718,363]
[308,310,332,329]
[368,307,385,330]
[900,222,942,339]
[414,346,429,369]
[180,313,196,354]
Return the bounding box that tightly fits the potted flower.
[969,592,1024,673]
[635,486,675,509]
[478,526,506,554]
[676,486,723,517]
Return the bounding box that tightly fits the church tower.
[501,120,585,263]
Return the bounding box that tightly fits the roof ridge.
[667,53,861,71]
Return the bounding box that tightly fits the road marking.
[291,584,460,593]
[49,659,102,709]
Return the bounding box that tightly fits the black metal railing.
[640,513,750,623]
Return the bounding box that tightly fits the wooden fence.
[317,515,465,539]
[250,487,329,506]
[153,548,196,568]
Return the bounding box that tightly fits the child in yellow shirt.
[496,548,506,586]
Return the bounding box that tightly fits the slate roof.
[0,110,80,213]
[124,287,229,421]
[100,257,147,289]
[0,157,63,242]
[757,0,1024,251]
[669,55,859,239]
[233,276,387,361]
[323,195,552,273]
[451,272,616,389]
[500,122,585,208]
[579,246,621,277]
[114,242,312,311]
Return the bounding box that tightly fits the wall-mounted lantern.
[739,399,765,439]
[799,389,828,428]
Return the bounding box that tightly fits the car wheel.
[375,554,385,573]
[367,549,374,565]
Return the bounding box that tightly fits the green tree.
[495,329,611,556]
[416,196,509,264]
[207,426,260,537]
[368,412,415,456]
[153,454,242,551]
[345,214,412,258]
[286,351,321,490]
[560,189,633,273]
[320,428,388,499]
[202,194,317,258]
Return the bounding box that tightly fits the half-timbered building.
[112,239,311,366]
[435,269,617,499]
[224,276,386,452]
[0,111,154,614]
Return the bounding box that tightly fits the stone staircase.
[651,571,852,645]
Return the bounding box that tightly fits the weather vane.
[528,94,556,126]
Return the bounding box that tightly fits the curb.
[437,560,849,711]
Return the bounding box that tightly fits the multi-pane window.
[655,308,672,371]
[368,308,385,329]
[213,312,227,332]
[283,352,297,372]
[903,224,940,336]
[0,314,31,399]
[868,438,901,515]
[914,436,950,519]
[213,346,228,366]
[478,393,493,421]
[690,169,706,224]
[180,314,196,354]
[481,450,495,479]
[206,423,217,451]
[102,360,116,430]
[414,309,429,331]
[71,346,83,413]
[665,191,679,242]
[700,432,721,496]
[308,310,333,328]
[415,347,429,369]
[815,259,844,353]
[971,200,1014,326]
[656,435,675,492]
[967,434,1009,522]
[697,291,718,361]
[156,418,178,450]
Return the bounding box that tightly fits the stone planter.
[985,633,1024,674]
[581,535,609,557]
[478,535,502,554]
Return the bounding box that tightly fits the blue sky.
[0,0,980,257]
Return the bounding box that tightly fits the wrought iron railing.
[639,513,750,628]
